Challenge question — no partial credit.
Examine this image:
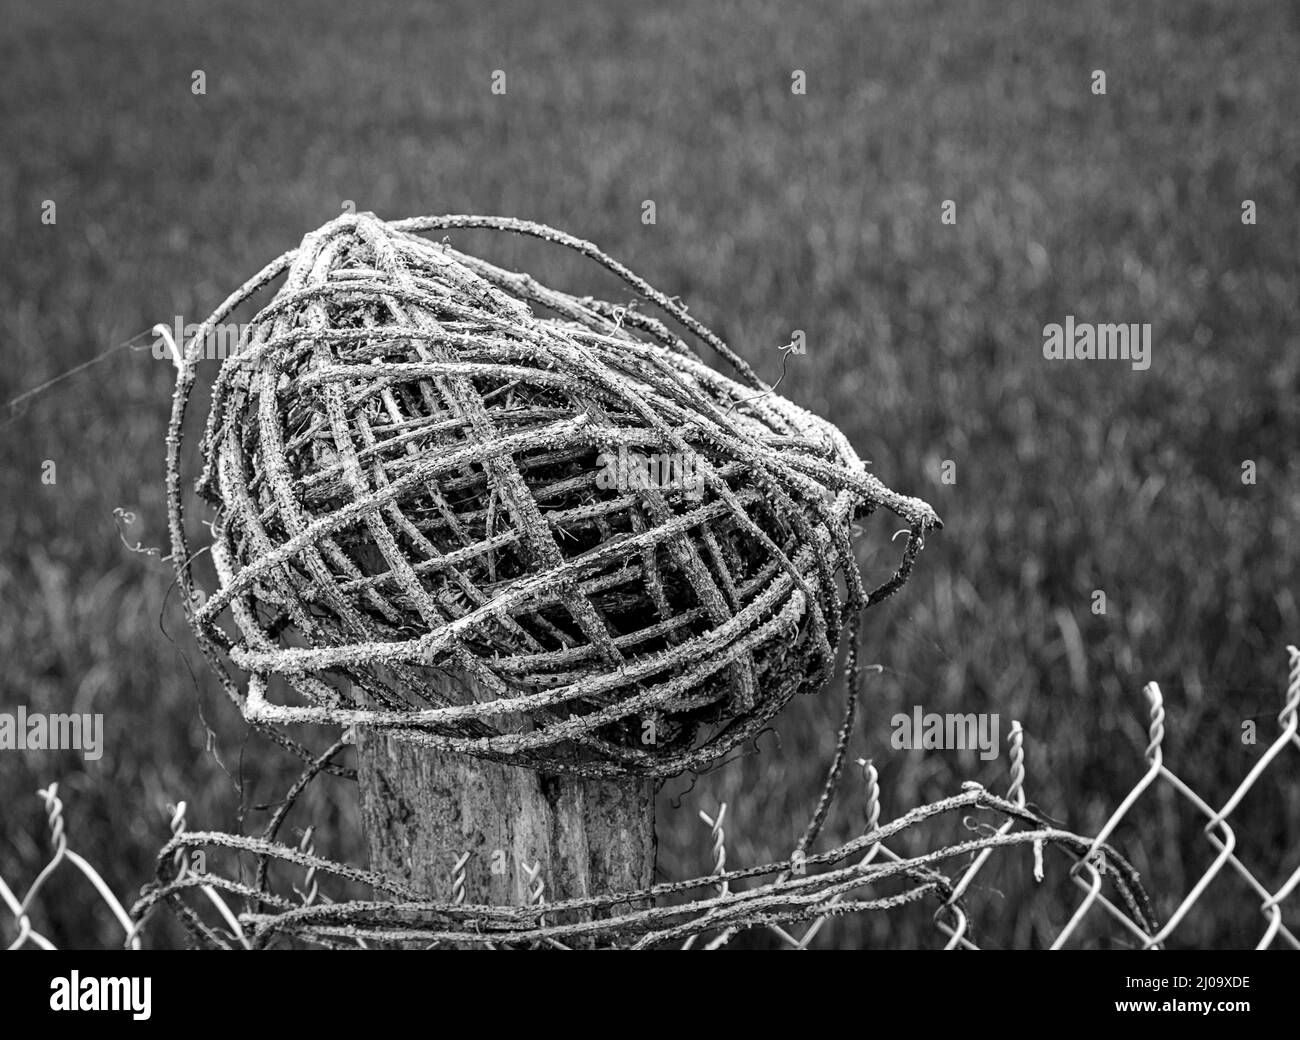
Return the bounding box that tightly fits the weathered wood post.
[356,670,656,913]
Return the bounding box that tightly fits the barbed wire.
[161,211,940,785]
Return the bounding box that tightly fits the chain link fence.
[5,646,1297,950]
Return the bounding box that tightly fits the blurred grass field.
[2,0,1299,948]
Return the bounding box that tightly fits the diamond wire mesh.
[5,646,1296,950]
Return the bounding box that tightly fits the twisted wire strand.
[129,785,1161,950]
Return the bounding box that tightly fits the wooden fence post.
[355,668,656,938]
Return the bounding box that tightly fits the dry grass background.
[1,0,1298,948]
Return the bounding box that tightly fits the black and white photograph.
[0,0,1296,1005]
